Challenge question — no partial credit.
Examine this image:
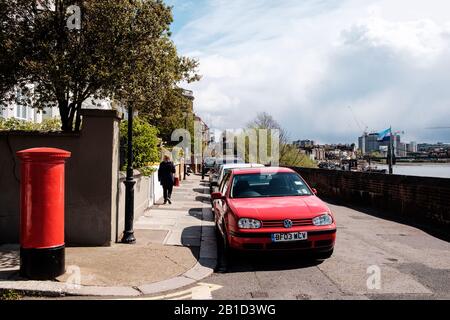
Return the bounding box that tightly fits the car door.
[214,172,231,236]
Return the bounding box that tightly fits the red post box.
[16,147,71,280]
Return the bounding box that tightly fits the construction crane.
[348,106,368,134]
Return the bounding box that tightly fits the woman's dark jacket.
[158,161,176,186]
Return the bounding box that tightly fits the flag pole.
[389,126,393,174]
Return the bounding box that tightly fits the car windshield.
[230,172,313,198]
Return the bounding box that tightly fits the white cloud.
[173,0,450,143]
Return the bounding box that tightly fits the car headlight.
[312,214,333,226]
[238,218,262,229]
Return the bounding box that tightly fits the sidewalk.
[0,174,216,298]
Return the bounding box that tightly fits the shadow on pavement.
[324,197,450,242]
[180,225,217,271]
[187,208,204,220]
[195,195,211,204]
[0,247,20,280]
[214,235,324,273]
[219,251,323,273]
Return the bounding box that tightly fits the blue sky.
[166,0,450,144]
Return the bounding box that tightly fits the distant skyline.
[167,0,450,144]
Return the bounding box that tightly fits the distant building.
[406,141,418,153]
[293,139,315,148]
[358,133,380,154]
[195,115,211,145]
[301,147,326,161]
[358,132,405,157]
[1,86,112,124]
[1,102,60,123]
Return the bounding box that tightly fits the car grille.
[261,218,313,228]
[315,240,333,247]
[266,241,312,250]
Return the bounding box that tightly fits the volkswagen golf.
[211,167,336,259]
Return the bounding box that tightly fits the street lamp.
[183,112,188,180]
[121,105,136,244]
[121,5,141,244]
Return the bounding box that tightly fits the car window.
[230,172,312,198]
[220,172,231,195]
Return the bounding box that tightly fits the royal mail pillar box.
[16,147,71,280]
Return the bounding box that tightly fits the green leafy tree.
[0,0,200,132]
[120,117,160,171]
[145,88,194,145]
[280,144,317,168]
[0,117,61,131]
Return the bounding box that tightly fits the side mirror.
[311,188,318,195]
[211,192,224,200]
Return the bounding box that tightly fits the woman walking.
[158,155,176,204]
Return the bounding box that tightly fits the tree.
[241,112,316,167]
[0,0,200,131]
[245,112,289,164]
[120,117,160,171]
[144,87,194,144]
[280,144,317,168]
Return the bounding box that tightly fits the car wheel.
[215,221,231,273]
[214,223,221,240]
[314,249,334,260]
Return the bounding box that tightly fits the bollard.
[17,147,71,280]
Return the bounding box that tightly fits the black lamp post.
[184,112,188,180]
[121,105,136,244]
[121,5,140,244]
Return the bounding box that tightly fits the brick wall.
[291,167,450,233]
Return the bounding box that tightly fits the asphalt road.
[26,200,449,301]
[202,201,450,300]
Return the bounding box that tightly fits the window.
[230,172,313,199]
[220,172,231,195]
[15,105,27,119]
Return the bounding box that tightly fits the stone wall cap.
[80,109,122,120]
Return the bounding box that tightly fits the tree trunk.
[74,101,82,132]
[66,102,76,131]
[58,100,79,132]
[58,99,70,131]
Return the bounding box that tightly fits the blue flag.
[377,128,391,141]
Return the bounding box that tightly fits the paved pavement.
[126,200,450,300]
[2,175,449,300]
[0,174,217,298]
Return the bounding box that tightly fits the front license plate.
[271,232,308,242]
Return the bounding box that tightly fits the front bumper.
[228,229,336,251]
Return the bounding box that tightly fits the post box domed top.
[17,147,71,161]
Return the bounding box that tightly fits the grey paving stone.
[138,276,196,295]
[183,258,216,281]
[66,285,141,297]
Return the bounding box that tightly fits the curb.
[0,180,217,298]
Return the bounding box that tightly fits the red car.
[211,167,336,259]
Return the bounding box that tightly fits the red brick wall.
[291,167,450,233]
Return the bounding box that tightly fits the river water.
[377,163,450,179]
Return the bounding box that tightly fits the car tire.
[215,221,232,273]
[314,249,334,260]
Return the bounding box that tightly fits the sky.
[166,0,450,144]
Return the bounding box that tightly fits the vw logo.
[283,219,293,228]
